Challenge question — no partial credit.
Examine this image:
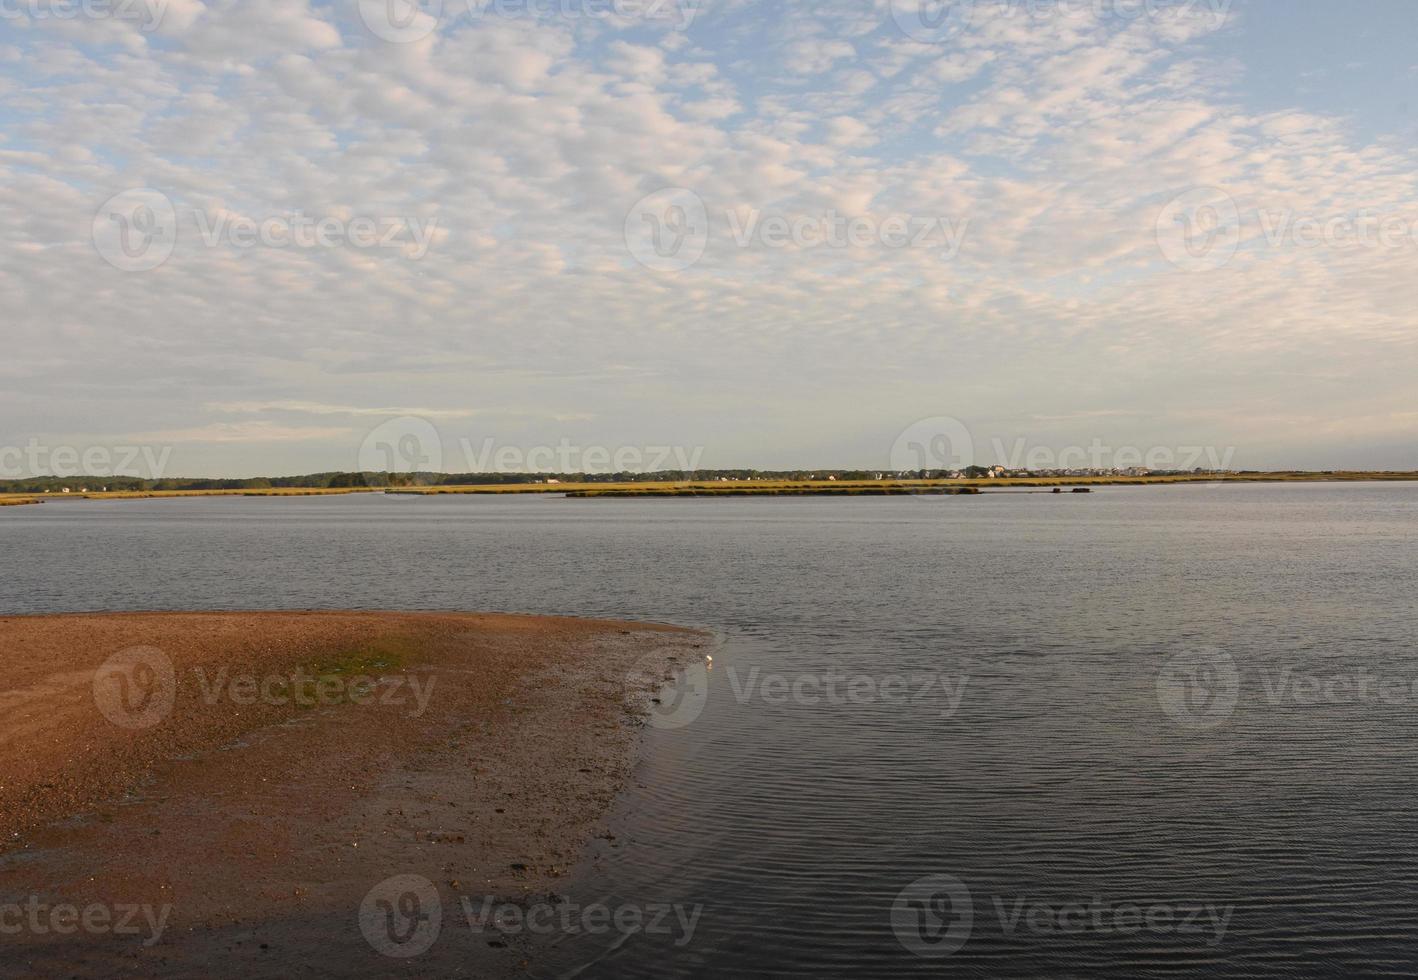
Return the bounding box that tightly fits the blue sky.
[1215,0,1417,146]
[1,0,1416,478]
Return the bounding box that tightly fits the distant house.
[546,479,561,485]
[61,487,71,493]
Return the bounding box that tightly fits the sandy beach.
[0,611,706,978]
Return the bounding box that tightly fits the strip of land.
[5,471,1417,505]
[0,611,706,978]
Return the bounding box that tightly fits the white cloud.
[0,1,1414,473]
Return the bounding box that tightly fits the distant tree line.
[1,466,1306,494]
[3,469,922,492]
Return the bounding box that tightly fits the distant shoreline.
[4,472,1417,505]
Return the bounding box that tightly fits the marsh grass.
[81,488,380,500]
[8,473,1416,505]
[278,636,420,708]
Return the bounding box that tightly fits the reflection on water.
[4,483,1418,976]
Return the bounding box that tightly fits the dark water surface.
[4,483,1418,977]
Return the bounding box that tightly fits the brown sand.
[0,611,706,978]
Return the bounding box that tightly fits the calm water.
[4,484,1418,977]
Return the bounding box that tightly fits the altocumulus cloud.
[1,0,1415,473]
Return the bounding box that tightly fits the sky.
[1,0,1416,478]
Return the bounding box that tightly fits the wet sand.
[0,611,706,978]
